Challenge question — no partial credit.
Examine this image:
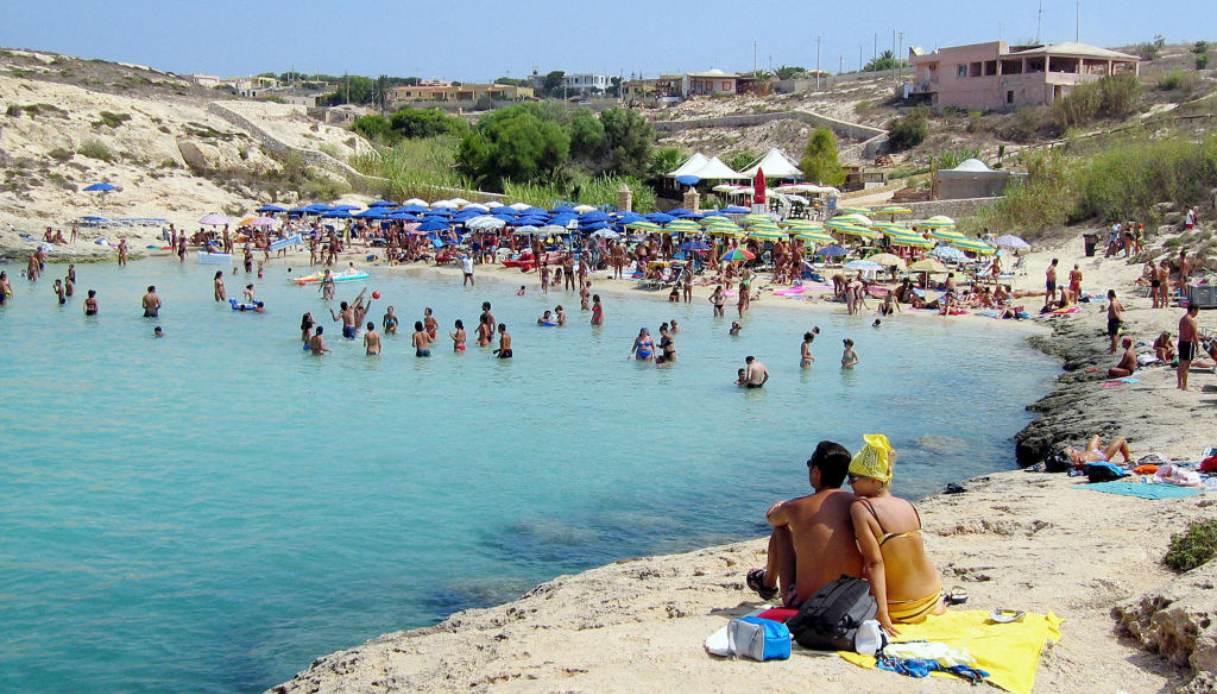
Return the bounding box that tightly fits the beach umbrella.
[417,219,450,232]
[827,221,880,239]
[540,224,569,235]
[681,239,711,251]
[930,245,967,261]
[199,213,230,226]
[463,203,488,212]
[330,204,361,211]
[249,216,279,228]
[720,248,755,262]
[626,220,662,232]
[887,234,934,249]
[701,209,725,217]
[929,228,967,242]
[403,198,429,207]
[866,253,906,269]
[664,220,703,234]
[815,245,848,257]
[753,167,767,205]
[397,204,429,214]
[836,206,872,216]
[323,209,352,219]
[909,258,948,274]
[579,211,610,223]
[995,234,1030,250]
[591,229,620,239]
[431,200,457,209]
[951,238,997,255]
[794,231,835,244]
[722,205,750,214]
[83,182,117,192]
[917,215,957,229]
[748,228,786,241]
[508,202,531,211]
[845,259,882,271]
[830,213,874,226]
[615,212,645,225]
[580,221,611,232]
[713,184,742,193]
[667,207,694,218]
[646,212,676,225]
[256,204,286,213]
[448,197,470,207]
[368,199,397,207]
[513,225,540,236]
[467,216,506,230]
[484,201,503,209]
[873,205,913,218]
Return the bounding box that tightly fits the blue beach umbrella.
[417,219,451,232]
[681,240,711,251]
[615,212,645,225]
[323,209,352,219]
[723,205,750,214]
[368,199,397,207]
[646,213,675,225]
[675,175,700,186]
[397,204,429,214]
[256,204,287,213]
[579,211,610,223]
[83,182,117,192]
[330,203,360,211]
[815,245,848,257]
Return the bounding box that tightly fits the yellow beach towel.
[839,610,1063,694]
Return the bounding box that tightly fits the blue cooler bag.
[727,616,792,661]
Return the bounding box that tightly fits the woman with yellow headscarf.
[847,434,945,636]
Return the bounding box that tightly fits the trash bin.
[1082,233,1098,257]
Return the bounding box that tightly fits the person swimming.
[537,310,556,327]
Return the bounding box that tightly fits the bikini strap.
[859,498,887,534]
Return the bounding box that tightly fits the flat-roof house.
[563,74,613,95]
[684,69,739,97]
[387,83,534,105]
[907,41,1140,111]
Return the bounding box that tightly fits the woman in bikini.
[847,434,945,636]
[629,328,655,362]
[450,319,466,353]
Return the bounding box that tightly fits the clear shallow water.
[0,259,1056,692]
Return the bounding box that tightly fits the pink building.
[908,41,1141,111]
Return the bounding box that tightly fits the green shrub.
[48,147,74,162]
[77,139,115,162]
[1159,69,1197,92]
[932,148,981,170]
[1198,54,1211,71]
[92,111,131,128]
[971,150,1075,238]
[1165,519,1217,572]
[800,127,846,186]
[886,108,928,152]
[5,104,20,117]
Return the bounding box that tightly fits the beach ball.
[372,291,381,300]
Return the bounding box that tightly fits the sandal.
[746,568,779,601]
[944,587,969,606]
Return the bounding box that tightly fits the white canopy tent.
[667,152,709,178]
[740,148,803,179]
[689,156,744,180]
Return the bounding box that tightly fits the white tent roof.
[690,156,744,180]
[668,152,708,178]
[951,158,991,172]
[740,148,803,179]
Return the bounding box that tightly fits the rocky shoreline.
[269,288,1215,692]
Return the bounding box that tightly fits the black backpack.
[785,576,877,651]
[1044,449,1073,473]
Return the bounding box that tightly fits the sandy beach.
[268,229,1217,693]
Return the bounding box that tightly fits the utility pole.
[816,36,822,91]
[859,46,864,72]
[1036,0,1043,44]
[897,32,904,82]
[753,40,758,75]
[1076,0,1081,41]
[873,33,878,60]
[891,30,897,82]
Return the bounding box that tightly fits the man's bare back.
[768,489,863,604]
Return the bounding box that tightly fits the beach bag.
[786,576,877,651]
[1084,461,1129,483]
[1044,449,1073,473]
[726,616,791,661]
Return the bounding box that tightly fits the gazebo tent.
[689,156,744,180]
[740,148,803,179]
[667,152,709,178]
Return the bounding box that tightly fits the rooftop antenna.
[1035,0,1043,44]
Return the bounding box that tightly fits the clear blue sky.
[1,0,1209,81]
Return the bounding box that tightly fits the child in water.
[841,338,860,369]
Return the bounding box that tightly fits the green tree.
[887,108,929,152]
[352,114,395,143]
[724,149,759,172]
[388,108,467,139]
[864,50,904,73]
[456,104,570,190]
[799,128,845,186]
[647,147,687,185]
[542,70,566,98]
[774,65,807,80]
[600,108,653,175]
[494,77,531,87]
[568,109,606,164]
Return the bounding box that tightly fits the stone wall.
[654,109,888,160]
[903,196,1004,220]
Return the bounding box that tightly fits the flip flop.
[944,587,969,606]
[746,568,778,602]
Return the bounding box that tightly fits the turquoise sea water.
[0,259,1056,692]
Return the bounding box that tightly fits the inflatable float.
[197,251,233,265]
[229,298,265,313]
[269,234,303,252]
[291,270,370,285]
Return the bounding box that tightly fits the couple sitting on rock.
[746,436,945,636]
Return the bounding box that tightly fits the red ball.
[372,291,381,300]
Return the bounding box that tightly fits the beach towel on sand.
[1079,481,1202,500]
[839,610,1062,694]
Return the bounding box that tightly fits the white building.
[187,74,220,88]
[563,73,613,95]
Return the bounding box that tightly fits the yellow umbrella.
[748,229,786,241]
[951,238,997,255]
[867,253,906,269]
[664,220,702,233]
[916,215,957,229]
[794,231,835,244]
[626,220,662,232]
[829,222,881,239]
[887,234,934,249]
[909,258,948,273]
[837,206,872,216]
[929,228,967,242]
[874,205,913,216]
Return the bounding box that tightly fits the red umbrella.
[753,167,766,205]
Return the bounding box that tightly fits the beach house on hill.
[907,40,1140,111]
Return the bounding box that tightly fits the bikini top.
[859,498,923,548]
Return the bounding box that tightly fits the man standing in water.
[744,355,768,389]
[309,325,330,355]
[331,301,356,339]
[461,253,475,287]
[1178,304,1200,391]
[746,441,863,607]
[494,323,513,359]
[142,286,161,318]
[117,238,128,266]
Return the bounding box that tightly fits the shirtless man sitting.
[747,441,864,607]
[1107,337,1137,378]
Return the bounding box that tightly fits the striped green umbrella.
[831,212,874,226]
[664,220,703,234]
[747,228,786,241]
[886,234,934,249]
[626,220,661,232]
[705,224,745,237]
[873,205,913,216]
[872,221,912,233]
[951,238,997,255]
[794,231,835,244]
[829,222,881,239]
[837,206,872,216]
[929,228,967,242]
[916,215,957,229]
